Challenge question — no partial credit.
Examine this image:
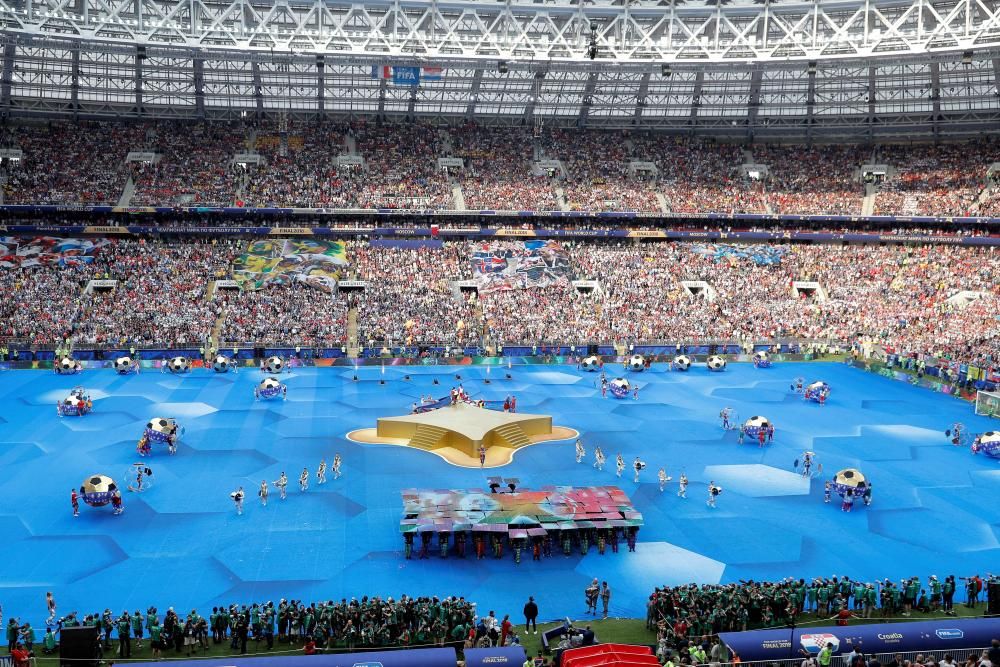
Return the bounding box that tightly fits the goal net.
[975,390,1000,418]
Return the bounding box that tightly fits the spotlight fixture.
[498,60,508,74]
[661,64,672,77]
[962,50,973,65]
[587,43,598,60]
[589,20,597,32]
[807,61,817,74]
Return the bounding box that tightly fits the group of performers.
[137,418,181,457]
[404,524,641,562]
[230,455,343,515]
[56,387,93,416]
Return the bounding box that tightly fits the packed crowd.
[131,122,246,206]
[1,120,999,216]
[1,122,148,204]
[450,124,560,211]
[352,243,478,346]
[543,129,662,213]
[753,145,868,215]
[875,142,997,216]
[0,237,998,371]
[217,284,350,348]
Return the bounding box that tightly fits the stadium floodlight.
[661,64,672,77]
[498,60,508,74]
[962,50,973,65]
[807,61,817,74]
[589,21,598,32]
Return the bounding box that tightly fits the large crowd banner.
[0,236,107,268]
[232,239,349,292]
[689,243,788,266]
[470,239,575,292]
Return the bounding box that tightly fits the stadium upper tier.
[1,239,997,372]
[1,120,999,215]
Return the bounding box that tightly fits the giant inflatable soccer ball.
[212,355,232,373]
[166,356,190,373]
[56,356,81,374]
[707,355,727,372]
[627,354,646,372]
[753,351,772,368]
[144,417,179,444]
[804,381,830,402]
[672,355,691,371]
[972,431,1000,458]
[742,415,772,438]
[256,376,285,399]
[581,356,601,372]
[831,468,867,497]
[81,474,118,507]
[609,377,631,399]
[263,356,284,373]
[114,356,135,374]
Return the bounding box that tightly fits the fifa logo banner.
[470,240,575,292]
[232,239,349,292]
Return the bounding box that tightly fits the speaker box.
[987,581,1000,615]
[59,625,100,667]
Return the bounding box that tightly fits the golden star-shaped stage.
[346,402,577,468]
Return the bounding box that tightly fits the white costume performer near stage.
[276,472,288,500]
[678,473,688,499]
[575,439,585,463]
[593,446,605,471]
[333,454,342,479]
[232,487,245,515]
[615,454,625,478]
[658,468,671,492]
[258,480,269,506]
[317,459,327,484]
[299,467,309,492]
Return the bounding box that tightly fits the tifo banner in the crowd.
[232,239,349,292]
[0,236,106,268]
[690,243,788,266]
[471,239,574,292]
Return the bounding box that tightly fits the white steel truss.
[2,0,1000,63]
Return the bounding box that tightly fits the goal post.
[975,390,1000,418]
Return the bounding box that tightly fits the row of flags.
[371,65,443,86]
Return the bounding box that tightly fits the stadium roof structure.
[1,0,1000,138]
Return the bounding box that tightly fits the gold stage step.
[409,424,448,450]
[492,423,530,448]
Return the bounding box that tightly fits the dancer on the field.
[593,446,605,471]
[720,408,731,431]
[71,488,79,517]
[707,482,720,508]
[333,453,342,479]
[823,481,832,503]
[677,473,688,499]
[232,486,244,515]
[615,453,625,478]
[276,472,288,500]
[479,444,486,468]
[111,489,124,515]
[658,468,671,492]
[802,452,813,477]
[299,467,309,492]
[258,480,269,506]
[317,459,327,484]
[575,439,585,463]
[633,457,644,483]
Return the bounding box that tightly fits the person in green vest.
[806,581,818,613]
[132,610,144,650]
[904,577,920,615]
[149,618,163,661]
[817,581,830,615]
[20,623,35,652]
[929,575,943,612]
[7,619,20,654]
[942,575,956,615]
[688,643,707,663]
[116,611,132,658]
[42,627,57,654]
[818,642,834,667]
